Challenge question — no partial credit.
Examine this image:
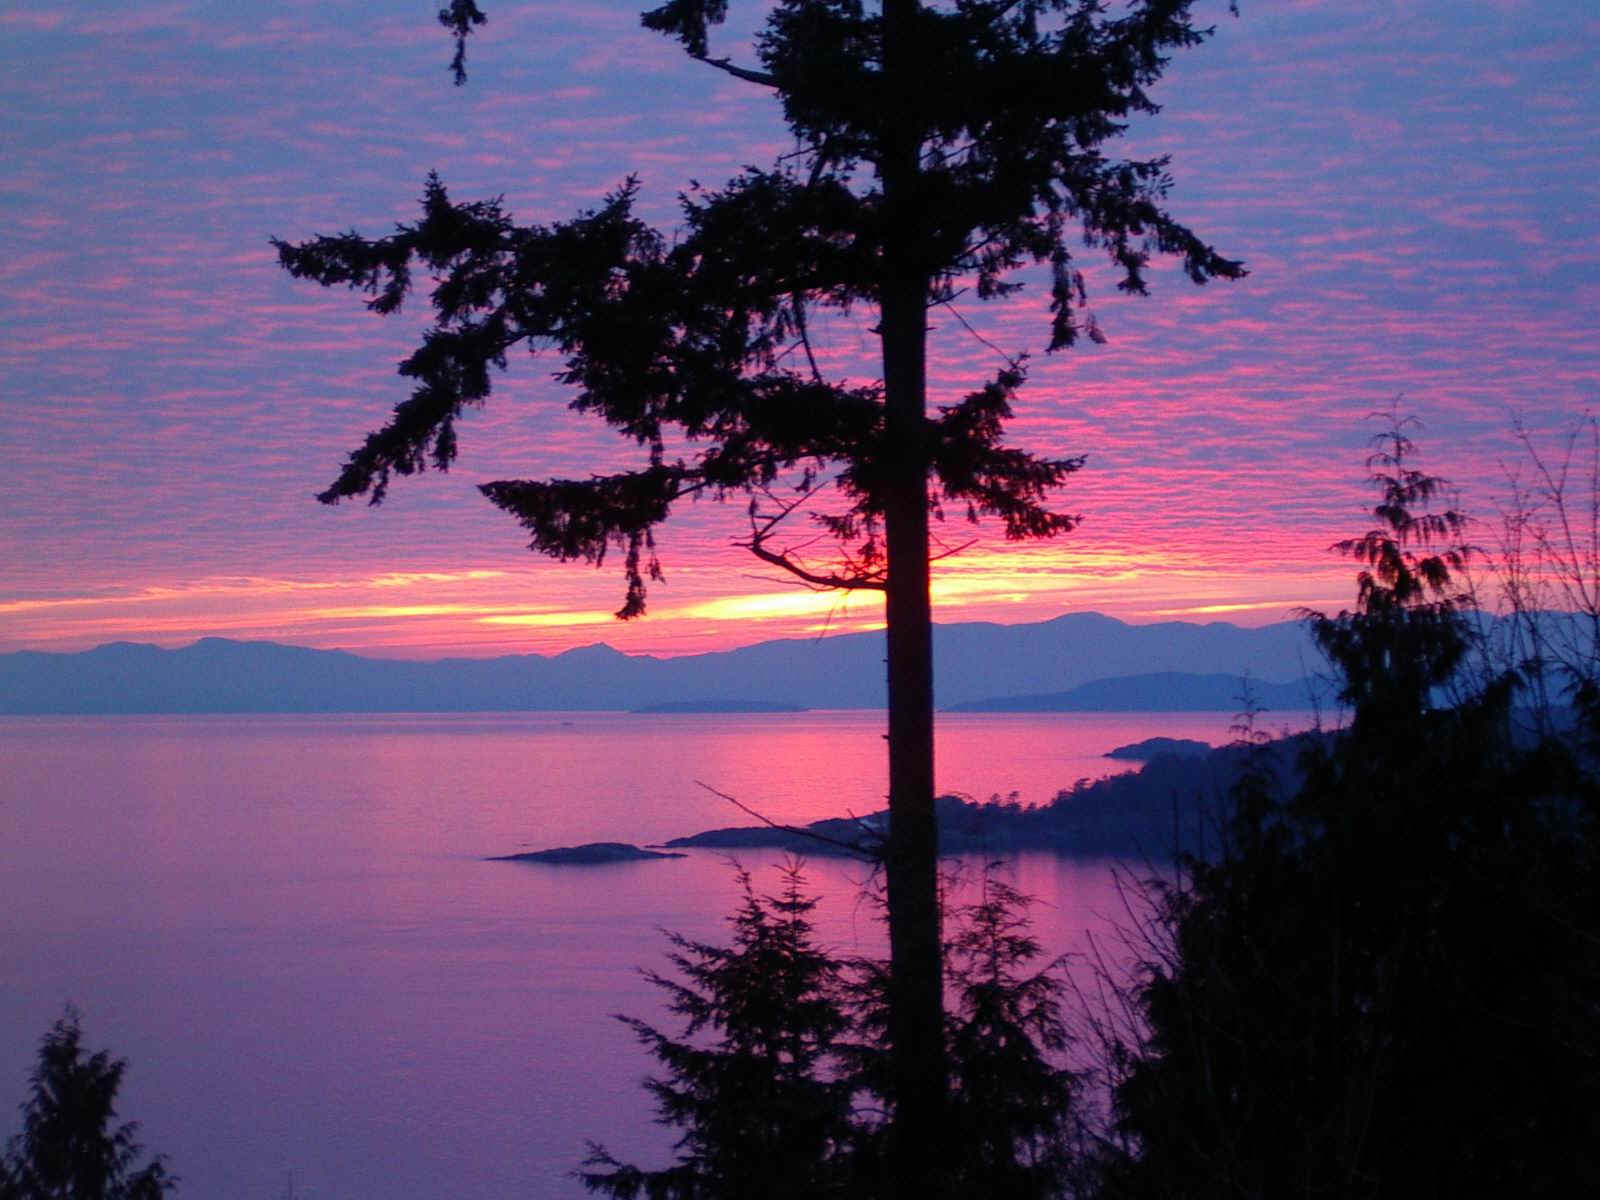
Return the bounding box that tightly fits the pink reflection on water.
[0,712,1280,1199]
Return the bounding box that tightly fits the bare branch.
[928,538,979,564]
[745,540,888,591]
[785,139,841,386]
[692,54,779,87]
[936,298,1023,370]
[695,781,882,858]
[738,481,888,591]
[792,295,824,384]
[766,557,882,588]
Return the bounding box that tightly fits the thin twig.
[695,781,882,859]
[936,298,1022,370]
[740,480,888,591]
[928,537,979,564]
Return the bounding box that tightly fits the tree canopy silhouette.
[581,861,1087,1198]
[0,1012,174,1200]
[580,865,857,1200]
[1100,418,1600,1198]
[274,3,1242,1186]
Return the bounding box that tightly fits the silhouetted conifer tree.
[1099,415,1600,1199]
[942,869,1085,1199]
[585,862,1092,1198]
[579,865,857,1199]
[275,5,1242,1184]
[841,865,1089,1197]
[0,1012,174,1200]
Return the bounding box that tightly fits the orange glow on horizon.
[0,536,1362,659]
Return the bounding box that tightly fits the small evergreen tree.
[1306,408,1476,730]
[837,865,1089,1196]
[579,864,857,1199]
[0,1012,174,1200]
[943,868,1084,1200]
[585,862,1093,1198]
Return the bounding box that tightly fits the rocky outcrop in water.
[1104,736,1213,760]
[501,733,1327,863]
[489,842,687,865]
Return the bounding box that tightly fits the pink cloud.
[1,0,1595,657]
[0,10,64,32]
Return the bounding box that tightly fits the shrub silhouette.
[583,861,1088,1198]
[1,1012,174,1200]
[580,865,857,1199]
[1100,416,1600,1198]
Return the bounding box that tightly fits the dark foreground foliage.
[0,1012,174,1200]
[593,418,1598,1199]
[581,868,858,1200]
[580,863,1086,1200]
[1100,417,1600,1198]
[941,875,1087,1198]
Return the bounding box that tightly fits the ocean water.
[1,710,1270,1199]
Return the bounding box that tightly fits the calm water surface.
[1,710,1271,1199]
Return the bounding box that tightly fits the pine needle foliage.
[582,862,1091,1198]
[579,865,857,1200]
[0,1012,174,1200]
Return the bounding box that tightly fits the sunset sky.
[3,0,1596,659]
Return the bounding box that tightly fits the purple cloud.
[2,1,1595,656]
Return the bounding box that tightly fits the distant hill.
[0,613,1326,714]
[946,672,1332,713]
[630,699,807,714]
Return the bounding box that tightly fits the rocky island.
[489,842,687,865]
[1104,736,1213,761]
[502,732,1323,864]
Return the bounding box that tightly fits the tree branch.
[739,482,888,591]
[745,539,888,591]
[937,298,1023,370]
[692,54,779,88]
[695,781,883,859]
[928,538,979,564]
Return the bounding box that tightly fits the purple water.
[1,710,1280,1198]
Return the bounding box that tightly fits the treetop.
[277,0,1241,617]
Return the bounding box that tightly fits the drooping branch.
[639,0,729,58]
[932,368,1084,538]
[438,0,487,86]
[481,468,685,619]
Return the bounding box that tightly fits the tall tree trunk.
[879,1,946,1192]
[881,281,943,1194]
